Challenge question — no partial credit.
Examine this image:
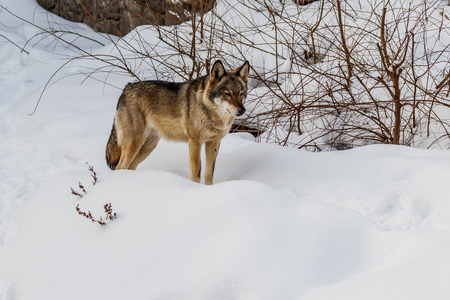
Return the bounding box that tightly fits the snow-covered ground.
[1,0,450,299]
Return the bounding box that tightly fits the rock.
[37,0,216,37]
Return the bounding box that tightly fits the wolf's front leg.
[205,139,221,185]
[188,140,202,183]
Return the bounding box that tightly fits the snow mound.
[2,139,450,299]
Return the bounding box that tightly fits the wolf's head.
[207,60,250,118]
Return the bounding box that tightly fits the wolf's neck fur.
[202,77,235,128]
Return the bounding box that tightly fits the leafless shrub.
[2,0,450,150]
[238,0,450,150]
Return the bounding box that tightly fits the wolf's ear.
[210,60,226,82]
[235,61,250,82]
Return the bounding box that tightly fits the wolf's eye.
[223,91,232,97]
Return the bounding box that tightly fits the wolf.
[105,60,250,185]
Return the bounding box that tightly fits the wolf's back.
[105,123,121,170]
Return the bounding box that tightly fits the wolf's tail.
[105,123,121,170]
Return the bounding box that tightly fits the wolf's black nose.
[236,107,246,117]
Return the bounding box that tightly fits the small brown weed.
[71,163,117,226]
[75,203,117,227]
[86,162,98,185]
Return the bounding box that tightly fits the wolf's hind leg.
[129,132,160,170]
[115,132,146,170]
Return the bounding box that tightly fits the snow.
[1,0,450,299]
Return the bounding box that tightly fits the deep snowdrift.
[2,134,450,299]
